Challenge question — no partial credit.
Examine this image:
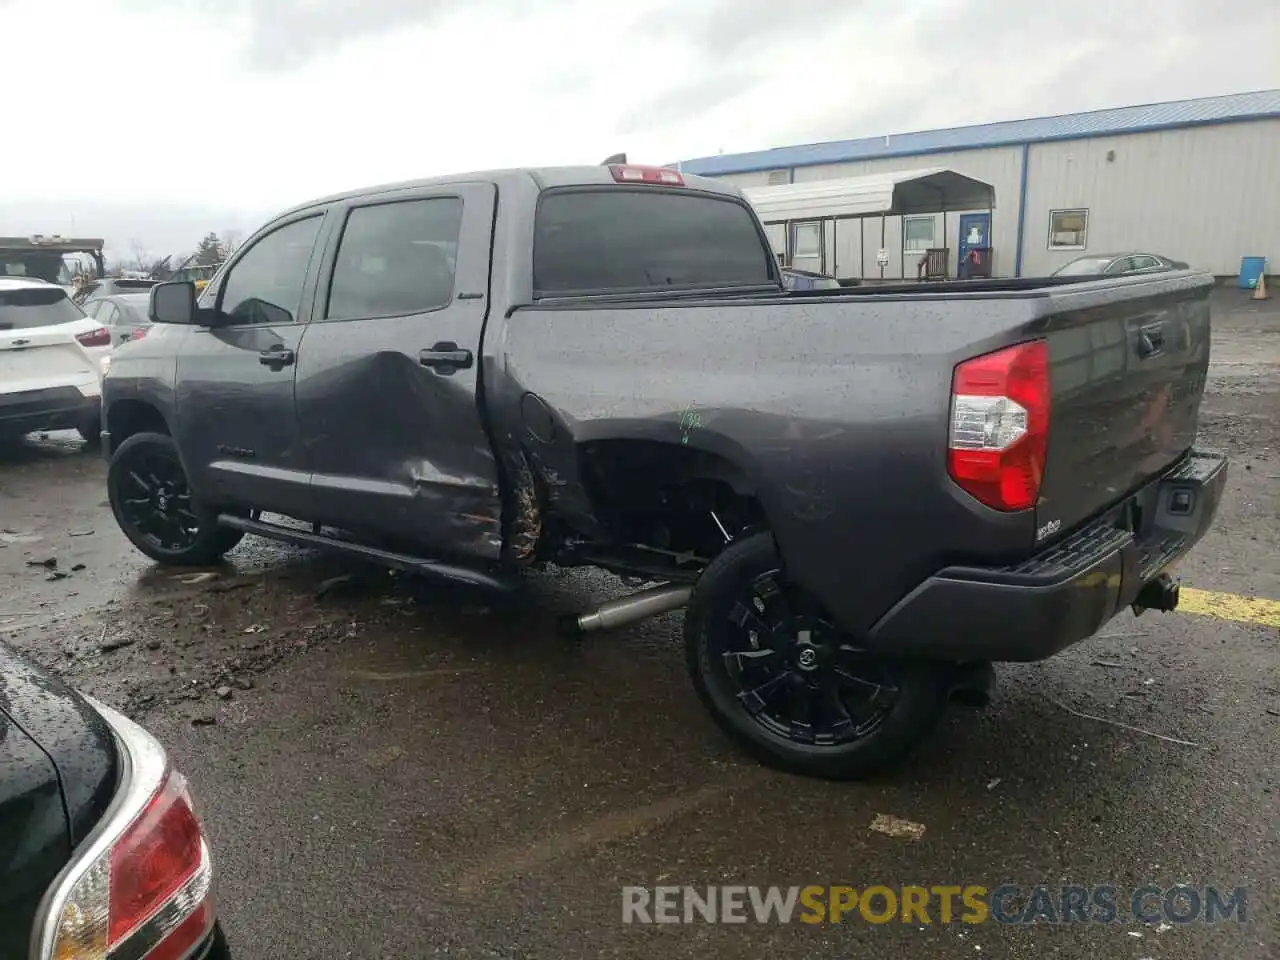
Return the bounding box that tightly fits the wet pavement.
[1,289,1277,959]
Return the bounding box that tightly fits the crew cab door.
[294,183,503,560]
[175,210,329,514]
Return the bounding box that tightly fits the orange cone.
[1253,269,1269,300]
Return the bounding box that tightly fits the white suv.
[0,277,112,443]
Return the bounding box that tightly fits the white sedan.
[0,276,112,443]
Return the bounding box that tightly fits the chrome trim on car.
[28,695,215,960]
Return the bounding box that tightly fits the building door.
[957,212,990,276]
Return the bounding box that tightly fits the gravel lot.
[2,288,1277,959]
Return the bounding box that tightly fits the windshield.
[0,286,86,329]
[1053,257,1113,277]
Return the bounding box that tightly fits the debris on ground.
[1091,659,1125,669]
[68,529,95,537]
[869,814,926,841]
[1048,697,1199,747]
[45,571,69,581]
[26,557,57,568]
[71,563,86,572]
[179,572,220,585]
[1,530,44,545]
[100,635,136,653]
[986,778,1002,790]
[216,685,234,700]
[315,574,357,600]
[191,714,218,727]
[366,745,405,770]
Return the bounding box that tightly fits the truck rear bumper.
[865,449,1228,662]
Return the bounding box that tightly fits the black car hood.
[0,642,119,957]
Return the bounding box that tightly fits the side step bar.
[216,513,517,593]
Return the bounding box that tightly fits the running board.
[216,513,517,593]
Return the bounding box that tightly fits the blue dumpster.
[1237,256,1267,289]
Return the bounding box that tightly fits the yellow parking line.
[1179,588,1280,629]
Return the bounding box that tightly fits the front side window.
[327,198,462,320]
[218,215,323,326]
[1048,209,1088,250]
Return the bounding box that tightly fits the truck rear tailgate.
[1036,276,1211,543]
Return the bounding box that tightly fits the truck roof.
[0,236,105,253]
[275,165,742,221]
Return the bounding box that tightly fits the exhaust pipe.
[561,584,693,637]
[949,661,996,709]
[1133,574,1180,614]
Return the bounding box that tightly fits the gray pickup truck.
[100,163,1226,779]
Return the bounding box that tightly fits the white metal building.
[675,89,1280,282]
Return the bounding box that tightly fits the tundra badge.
[1036,518,1062,542]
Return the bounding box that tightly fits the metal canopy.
[742,167,996,222]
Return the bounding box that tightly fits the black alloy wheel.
[107,432,244,565]
[685,532,950,779]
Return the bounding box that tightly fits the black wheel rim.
[117,448,202,553]
[713,570,901,746]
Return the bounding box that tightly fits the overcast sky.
[3,0,1278,259]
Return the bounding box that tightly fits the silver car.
[1051,252,1189,278]
[81,292,153,347]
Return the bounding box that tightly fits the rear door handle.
[419,342,473,372]
[259,347,295,369]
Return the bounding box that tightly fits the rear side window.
[0,287,85,330]
[327,198,462,320]
[533,189,773,296]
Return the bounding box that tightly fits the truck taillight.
[36,701,216,960]
[76,326,111,348]
[947,339,1050,511]
[608,164,685,186]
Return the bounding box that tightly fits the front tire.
[684,532,950,780]
[107,432,244,565]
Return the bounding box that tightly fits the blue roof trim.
[677,89,1280,177]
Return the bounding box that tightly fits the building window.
[903,216,935,252]
[766,170,790,186]
[1048,209,1088,250]
[793,221,821,258]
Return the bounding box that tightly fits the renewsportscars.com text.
[621,885,1248,926]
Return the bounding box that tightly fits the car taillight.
[76,326,111,347]
[131,327,146,339]
[947,339,1050,511]
[36,701,216,960]
[608,164,685,186]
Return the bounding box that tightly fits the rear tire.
[684,532,950,780]
[108,431,243,565]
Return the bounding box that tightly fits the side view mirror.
[149,281,197,325]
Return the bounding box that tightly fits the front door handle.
[259,347,295,369]
[419,342,473,373]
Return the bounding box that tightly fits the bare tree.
[221,229,243,258]
[130,239,151,272]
